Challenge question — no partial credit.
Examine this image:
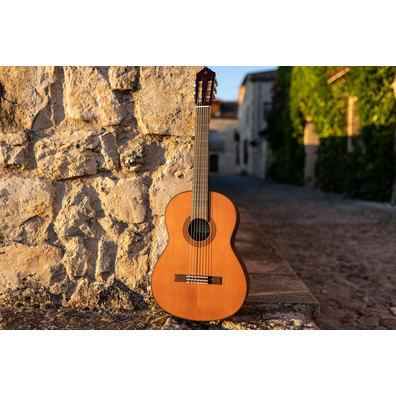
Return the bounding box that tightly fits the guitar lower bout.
[151,191,250,322]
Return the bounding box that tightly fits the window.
[236,144,240,165]
[243,140,248,165]
[263,102,272,120]
[209,130,219,149]
[210,154,219,172]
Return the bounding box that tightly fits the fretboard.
[191,105,210,221]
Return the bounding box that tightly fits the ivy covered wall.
[266,66,396,202]
[266,67,305,185]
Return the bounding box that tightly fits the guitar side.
[151,191,249,322]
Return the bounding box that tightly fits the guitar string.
[203,103,209,276]
[204,103,210,276]
[203,105,209,279]
[200,104,205,279]
[206,104,213,277]
[188,102,198,283]
[198,104,204,279]
[197,104,204,281]
[204,105,208,279]
[207,105,210,279]
[194,103,202,282]
[195,101,202,280]
[193,102,200,281]
[201,104,206,279]
[196,103,202,280]
[198,105,208,281]
[197,103,201,279]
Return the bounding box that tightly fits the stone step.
[236,208,320,320]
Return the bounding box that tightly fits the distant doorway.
[210,154,219,173]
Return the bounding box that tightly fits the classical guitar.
[151,67,249,322]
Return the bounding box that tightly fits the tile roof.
[242,69,278,85]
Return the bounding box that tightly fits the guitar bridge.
[174,274,222,285]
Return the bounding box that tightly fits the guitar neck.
[191,105,210,221]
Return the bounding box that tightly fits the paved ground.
[209,175,396,330]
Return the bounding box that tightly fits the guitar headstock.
[194,67,217,106]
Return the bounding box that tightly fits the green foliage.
[266,66,305,185]
[267,66,396,202]
[349,66,396,128]
[344,125,395,201]
[316,136,349,194]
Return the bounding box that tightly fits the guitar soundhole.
[188,218,211,242]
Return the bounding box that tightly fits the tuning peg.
[214,78,218,87]
[214,88,217,94]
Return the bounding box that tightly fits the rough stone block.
[61,236,90,278]
[99,131,119,171]
[0,177,54,242]
[0,66,56,129]
[54,184,97,240]
[95,176,148,224]
[109,66,139,91]
[34,129,119,180]
[0,244,64,293]
[119,142,145,172]
[138,66,201,136]
[98,217,124,242]
[0,127,29,168]
[95,239,114,277]
[64,66,125,126]
[115,227,150,289]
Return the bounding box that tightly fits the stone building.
[208,100,238,175]
[0,66,201,310]
[236,69,277,179]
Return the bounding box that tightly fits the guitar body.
[151,191,249,322]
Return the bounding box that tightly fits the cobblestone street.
[210,175,396,330]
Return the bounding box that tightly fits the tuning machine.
[214,78,218,87]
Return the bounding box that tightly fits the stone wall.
[0,66,200,310]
